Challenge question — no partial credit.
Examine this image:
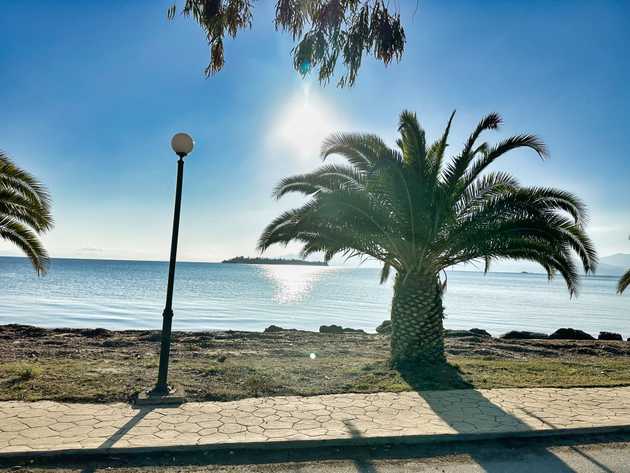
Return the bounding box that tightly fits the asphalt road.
[209,442,630,472]
[3,434,630,473]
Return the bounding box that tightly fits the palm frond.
[463,134,548,188]
[272,164,365,199]
[0,152,52,213]
[618,269,630,294]
[259,110,596,298]
[379,262,391,284]
[426,110,456,185]
[397,110,427,174]
[0,217,49,275]
[0,152,53,275]
[441,113,502,187]
[320,133,396,170]
[0,189,52,231]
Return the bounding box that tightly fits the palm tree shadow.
[398,363,577,472]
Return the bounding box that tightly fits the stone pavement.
[2,387,630,455]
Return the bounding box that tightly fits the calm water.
[0,257,628,337]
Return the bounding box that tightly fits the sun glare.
[269,83,346,170]
[260,264,333,304]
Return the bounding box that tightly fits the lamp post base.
[136,385,186,406]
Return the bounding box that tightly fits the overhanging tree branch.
[168,0,407,87]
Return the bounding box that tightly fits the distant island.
[222,256,328,266]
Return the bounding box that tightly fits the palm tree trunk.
[390,272,445,366]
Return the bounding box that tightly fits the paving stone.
[3,387,630,455]
[126,435,162,446]
[154,430,180,440]
[20,427,57,439]
[1,421,27,433]
[60,427,92,438]
[235,415,263,426]
[299,428,328,437]
[218,423,246,434]
[160,415,190,424]
[293,420,323,431]
[197,433,232,444]
[263,429,295,439]
[195,413,222,422]
[87,427,119,438]
[174,423,202,434]
[260,420,294,430]
[198,420,222,429]
[198,428,218,436]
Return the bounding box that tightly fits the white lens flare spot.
[309,353,317,360]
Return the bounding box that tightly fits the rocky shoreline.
[267,322,627,342]
[2,323,630,361]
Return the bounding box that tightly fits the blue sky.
[1,0,629,264]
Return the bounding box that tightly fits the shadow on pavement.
[398,363,577,472]
[344,421,378,473]
[78,406,159,473]
[7,433,630,473]
[4,433,630,472]
[2,378,626,473]
[520,407,617,473]
[98,406,156,449]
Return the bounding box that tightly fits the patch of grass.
[3,354,630,403]
[451,357,630,388]
[2,363,43,383]
[243,374,279,397]
[3,327,630,403]
[0,359,145,402]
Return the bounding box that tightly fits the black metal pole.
[153,155,185,395]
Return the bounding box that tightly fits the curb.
[2,424,630,461]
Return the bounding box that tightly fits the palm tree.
[1,151,53,274]
[619,270,630,294]
[258,110,597,366]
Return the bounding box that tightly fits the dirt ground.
[2,324,630,403]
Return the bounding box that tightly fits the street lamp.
[152,132,194,397]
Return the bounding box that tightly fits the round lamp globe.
[171,133,194,157]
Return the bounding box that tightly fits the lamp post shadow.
[78,406,157,473]
[97,406,156,449]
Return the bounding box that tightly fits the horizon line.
[0,254,622,278]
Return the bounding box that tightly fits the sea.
[0,256,628,337]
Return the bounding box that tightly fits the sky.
[1,0,629,265]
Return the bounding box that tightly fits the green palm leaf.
[259,110,597,365]
[0,151,53,274]
[619,269,630,294]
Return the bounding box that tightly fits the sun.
[269,83,346,170]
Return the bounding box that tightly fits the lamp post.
[152,132,194,396]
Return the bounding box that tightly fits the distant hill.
[595,262,626,276]
[451,254,628,276]
[222,256,328,266]
[601,253,630,268]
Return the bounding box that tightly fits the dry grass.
[2,324,630,402]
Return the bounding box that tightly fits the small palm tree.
[619,270,630,294]
[259,110,597,366]
[1,151,53,274]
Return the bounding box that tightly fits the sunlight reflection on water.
[0,257,627,336]
[260,265,337,304]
